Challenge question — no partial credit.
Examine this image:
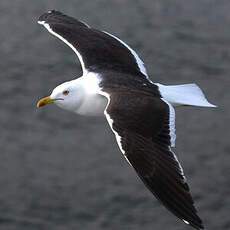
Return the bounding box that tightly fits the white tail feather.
[156,83,216,107]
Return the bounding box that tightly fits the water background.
[0,1,229,229]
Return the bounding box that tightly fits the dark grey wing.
[38,10,148,77]
[104,91,204,230]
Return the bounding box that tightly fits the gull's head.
[37,80,84,112]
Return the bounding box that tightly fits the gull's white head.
[37,74,105,115]
[37,79,84,112]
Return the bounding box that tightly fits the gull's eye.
[63,90,69,96]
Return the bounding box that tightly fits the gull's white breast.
[76,72,107,116]
[77,93,107,116]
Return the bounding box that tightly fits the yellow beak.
[37,96,55,108]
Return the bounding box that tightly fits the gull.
[37,10,216,229]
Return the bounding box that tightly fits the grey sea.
[0,1,229,230]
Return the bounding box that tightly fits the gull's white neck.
[69,72,107,116]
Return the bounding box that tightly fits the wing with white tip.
[103,90,204,230]
[38,10,148,78]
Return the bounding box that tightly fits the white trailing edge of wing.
[103,31,148,78]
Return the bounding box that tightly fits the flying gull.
[37,10,216,229]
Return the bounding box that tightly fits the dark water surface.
[0,1,229,229]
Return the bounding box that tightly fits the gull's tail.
[156,83,217,107]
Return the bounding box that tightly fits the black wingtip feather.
[105,94,205,230]
[38,10,88,28]
[141,174,204,230]
[38,10,60,22]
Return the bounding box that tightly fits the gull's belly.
[77,94,107,116]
